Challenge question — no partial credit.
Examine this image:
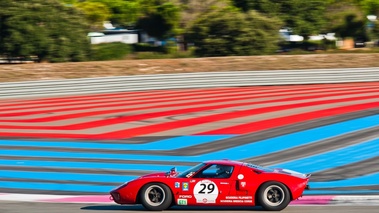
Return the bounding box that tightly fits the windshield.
[177,163,206,178]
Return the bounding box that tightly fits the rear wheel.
[140,183,172,211]
[257,182,290,211]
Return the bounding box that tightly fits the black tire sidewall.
[257,181,291,211]
[140,183,173,211]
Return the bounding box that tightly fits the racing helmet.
[216,164,233,174]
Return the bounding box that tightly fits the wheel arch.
[136,181,175,204]
[254,180,293,205]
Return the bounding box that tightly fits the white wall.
[89,33,138,44]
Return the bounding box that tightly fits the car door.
[190,164,233,204]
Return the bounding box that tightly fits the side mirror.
[167,167,178,177]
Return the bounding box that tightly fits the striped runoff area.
[0,82,379,195]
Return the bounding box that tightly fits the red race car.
[110,160,310,211]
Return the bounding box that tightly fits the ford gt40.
[110,159,310,211]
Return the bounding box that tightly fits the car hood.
[139,172,168,178]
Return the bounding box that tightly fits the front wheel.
[257,182,291,211]
[140,183,172,211]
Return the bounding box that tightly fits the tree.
[0,0,91,62]
[175,0,231,50]
[75,1,111,30]
[88,0,144,28]
[187,8,282,57]
[232,0,328,38]
[357,0,379,15]
[136,1,181,40]
[325,0,369,40]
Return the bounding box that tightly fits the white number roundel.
[193,180,219,203]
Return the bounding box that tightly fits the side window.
[194,164,234,179]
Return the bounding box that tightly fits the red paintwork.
[110,160,310,207]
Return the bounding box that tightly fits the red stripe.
[0,87,257,110]
[199,103,379,134]
[94,97,379,139]
[2,82,377,109]
[0,101,377,139]
[0,84,361,119]
[1,88,379,129]
[0,87,310,117]
[1,82,379,139]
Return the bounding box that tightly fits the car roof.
[204,159,244,166]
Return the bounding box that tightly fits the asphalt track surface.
[1,82,379,196]
[1,201,378,213]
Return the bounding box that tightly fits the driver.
[215,165,233,178]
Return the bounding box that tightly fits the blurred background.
[1,0,379,63]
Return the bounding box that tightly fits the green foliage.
[0,0,90,62]
[233,0,328,37]
[75,1,111,30]
[90,42,132,61]
[2,0,377,63]
[325,1,369,40]
[132,43,195,59]
[358,0,379,15]
[88,0,144,28]
[132,43,168,53]
[136,1,181,39]
[187,8,282,57]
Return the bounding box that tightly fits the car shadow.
[81,204,264,211]
[81,204,144,211]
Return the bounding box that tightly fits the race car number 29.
[194,180,219,203]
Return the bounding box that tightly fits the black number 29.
[198,183,215,194]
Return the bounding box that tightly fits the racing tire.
[140,183,172,211]
[257,182,291,211]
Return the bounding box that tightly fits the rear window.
[245,163,274,172]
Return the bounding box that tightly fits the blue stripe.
[271,138,379,173]
[0,181,114,193]
[0,135,234,151]
[1,115,379,162]
[0,159,190,172]
[209,114,379,160]
[310,172,379,188]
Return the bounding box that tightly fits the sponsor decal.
[177,199,187,205]
[175,182,180,188]
[179,195,192,199]
[194,180,218,204]
[221,196,253,203]
[225,196,252,199]
[186,172,195,178]
[238,174,244,180]
[220,200,253,203]
[241,182,246,187]
[182,182,189,191]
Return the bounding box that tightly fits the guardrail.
[1,67,379,99]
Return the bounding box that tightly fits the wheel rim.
[263,185,285,206]
[144,185,166,206]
